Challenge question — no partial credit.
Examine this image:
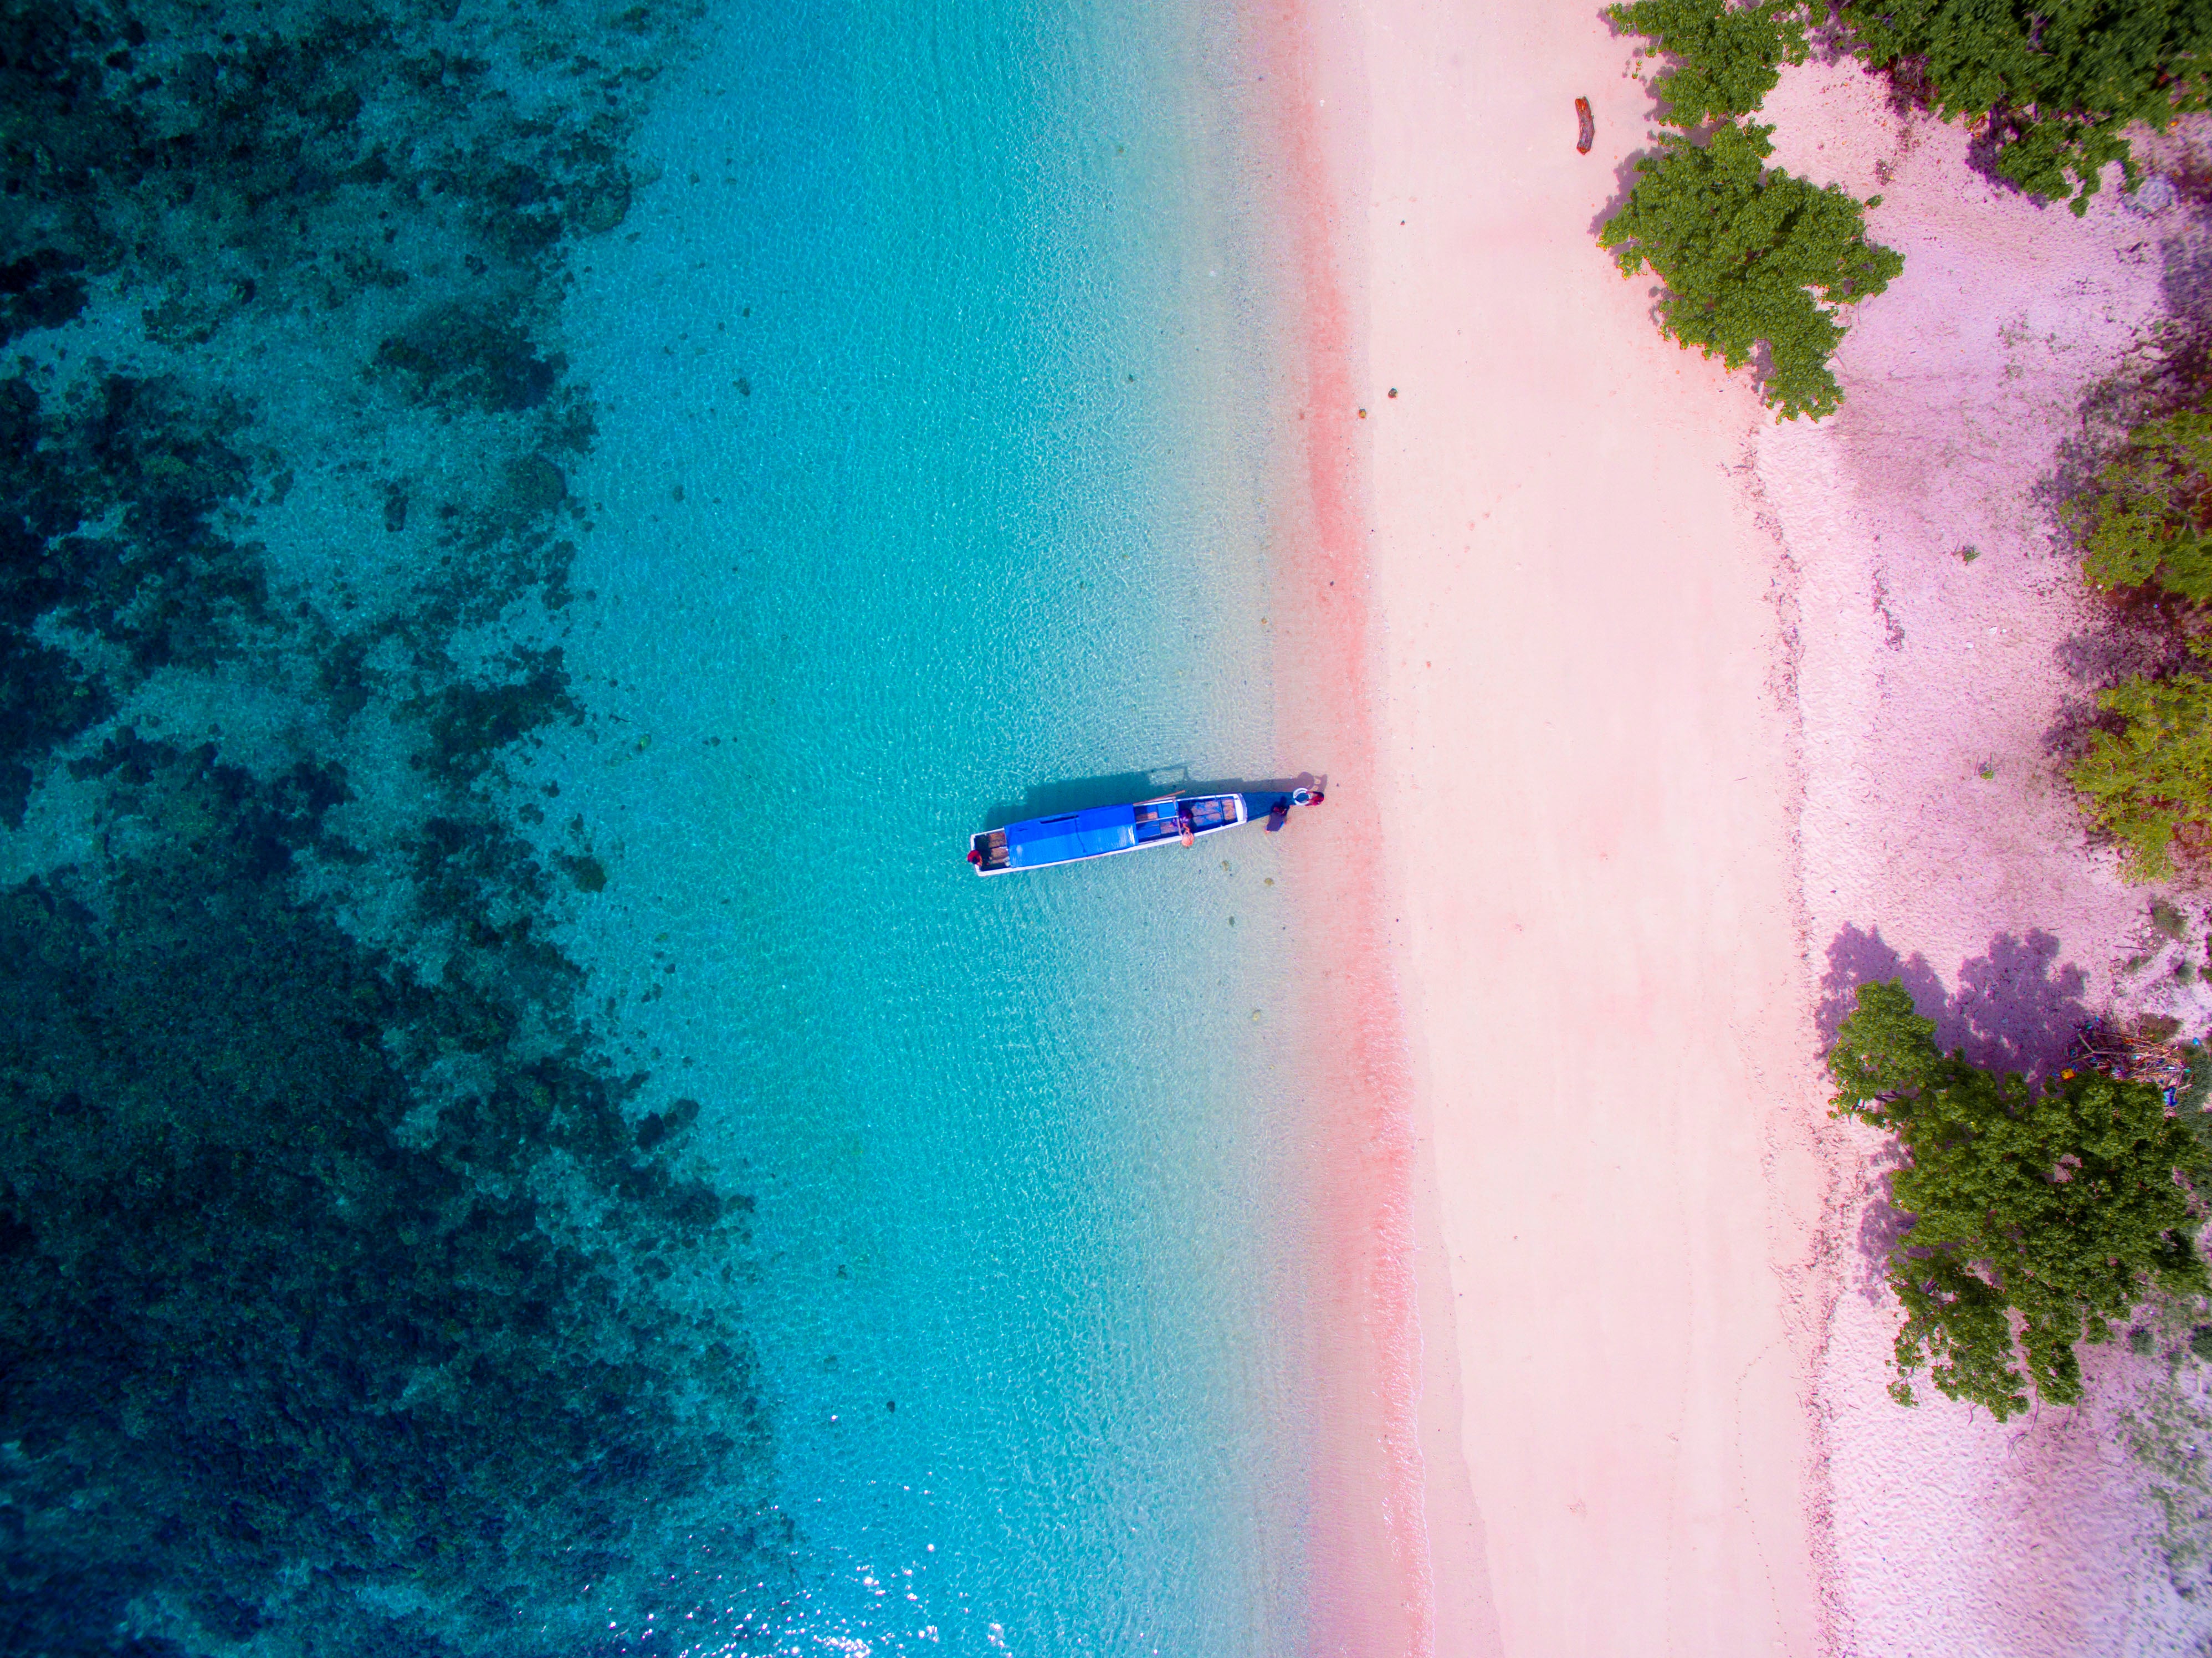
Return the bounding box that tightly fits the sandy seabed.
[1261,0,2212,1652]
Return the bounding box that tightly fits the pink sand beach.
[1257,0,2212,1651]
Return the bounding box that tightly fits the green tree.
[2071,653,2212,882]
[1830,981,2212,1419]
[1598,122,1902,420]
[2076,410,2212,603]
[1836,0,2212,213]
[1609,0,1812,125]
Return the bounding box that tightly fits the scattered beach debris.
[2127,174,2179,217]
[2070,1015,2198,1108]
[1575,96,1594,154]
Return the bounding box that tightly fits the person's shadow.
[1819,923,2095,1298]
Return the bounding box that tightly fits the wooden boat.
[968,792,1247,876]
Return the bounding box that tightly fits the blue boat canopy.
[1003,803,1138,868]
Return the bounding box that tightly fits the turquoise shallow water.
[0,0,1313,1652]
[549,3,1317,1651]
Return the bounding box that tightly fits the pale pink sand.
[1292,1,1836,1652]
[1756,62,2212,1656]
[1276,4,2212,1649]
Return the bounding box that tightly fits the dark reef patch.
[0,633,111,830]
[0,0,661,352]
[504,452,568,514]
[0,247,88,341]
[408,647,582,781]
[633,1095,701,1153]
[375,306,564,416]
[0,0,777,1649]
[0,372,265,671]
[2,740,762,1656]
[0,369,264,823]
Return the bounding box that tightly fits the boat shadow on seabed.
[979,767,1330,835]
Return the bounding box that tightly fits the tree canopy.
[1829,980,2212,1419]
[1837,0,2212,213]
[2070,651,2212,882]
[1617,0,2212,213]
[2076,409,2212,603]
[1607,0,1811,125]
[2061,395,2212,882]
[1597,122,1902,421]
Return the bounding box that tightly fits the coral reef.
[1,738,766,1655]
[0,370,264,824]
[0,0,780,1650]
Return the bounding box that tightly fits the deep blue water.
[0,1,1312,1652]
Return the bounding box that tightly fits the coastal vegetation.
[1607,0,1809,124]
[2062,392,2212,881]
[1837,0,2212,213]
[1598,121,1901,421]
[1602,1,1897,420]
[1829,981,2212,1420]
[1618,0,2212,213]
[1605,0,2212,414]
[2070,654,2212,883]
[2075,410,2212,603]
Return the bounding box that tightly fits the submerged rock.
[634,1096,701,1151]
[0,248,88,343]
[0,370,262,822]
[573,170,634,234]
[375,306,562,415]
[407,647,582,781]
[504,452,567,514]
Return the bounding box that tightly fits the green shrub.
[2065,402,2212,882]
[1609,0,1812,124]
[2071,653,2212,882]
[2076,410,2212,602]
[1613,0,2212,214]
[1830,980,2212,1419]
[1836,0,2212,213]
[1598,122,1902,420]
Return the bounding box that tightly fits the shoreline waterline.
[1238,0,1450,1650]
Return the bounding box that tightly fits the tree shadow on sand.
[1818,921,2092,1082]
[1852,1140,1915,1305]
[1820,922,2096,1296]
